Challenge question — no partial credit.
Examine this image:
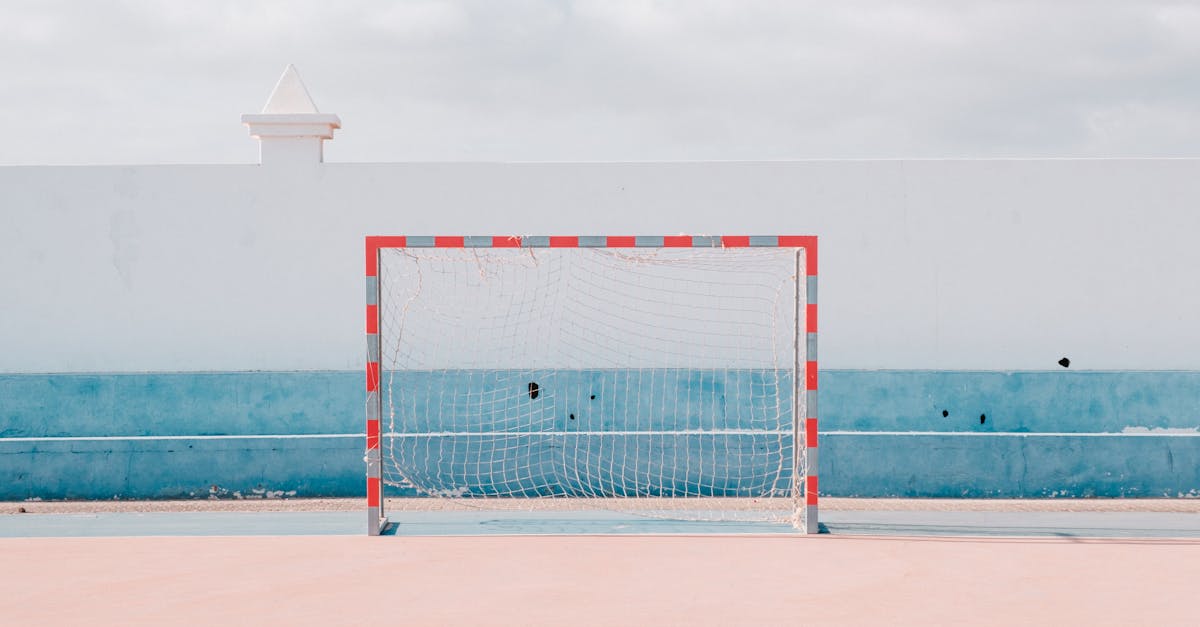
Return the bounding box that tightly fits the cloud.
[1,0,1199,165]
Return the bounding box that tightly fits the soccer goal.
[364,235,819,535]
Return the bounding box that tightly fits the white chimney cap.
[242,65,340,165]
[261,64,321,114]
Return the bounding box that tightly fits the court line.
[3,430,1198,442]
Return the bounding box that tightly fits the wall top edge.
[3,157,1200,170]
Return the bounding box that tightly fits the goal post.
[364,235,819,535]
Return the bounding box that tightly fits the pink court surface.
[4,534,1200,626]
[3,499,1200,625]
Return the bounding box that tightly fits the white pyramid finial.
[242,65,340,166]
[262,64,320,114]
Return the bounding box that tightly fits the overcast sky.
[3,1,1200,165]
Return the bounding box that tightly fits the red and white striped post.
[365,236,405,535]
[784,236,818,534]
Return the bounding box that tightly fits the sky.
[2,0,1200,165]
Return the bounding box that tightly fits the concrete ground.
[3,533,1198,626]
[2,499,1198,626]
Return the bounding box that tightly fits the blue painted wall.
[1,370,1198,500]
[0,372,358,437]
[823,371,1200,433]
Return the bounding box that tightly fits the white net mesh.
[376,245,807,525]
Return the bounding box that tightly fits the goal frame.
[364,234,819,535]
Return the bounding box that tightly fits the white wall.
[2,158,1199,372]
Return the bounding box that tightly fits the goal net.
[365,236,817,534]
